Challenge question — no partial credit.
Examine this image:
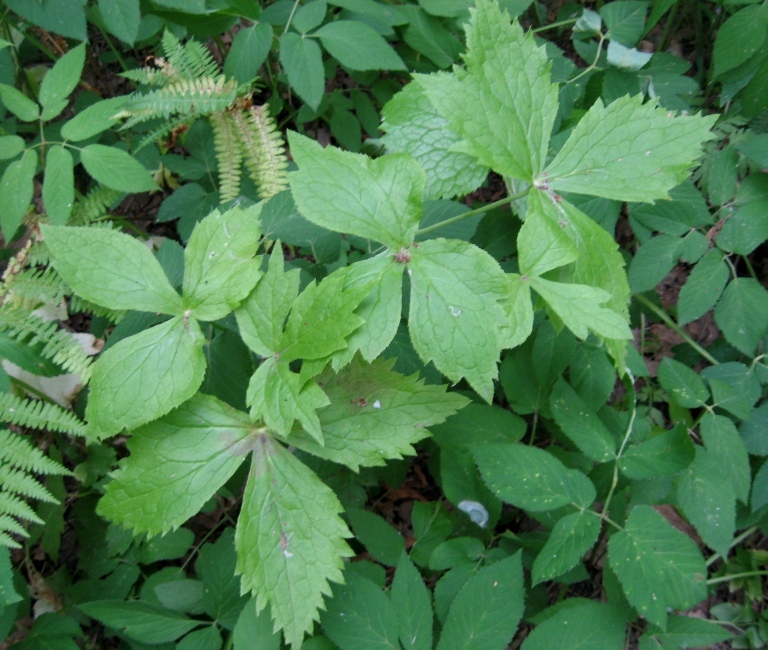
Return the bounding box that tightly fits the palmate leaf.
[235,435,352,649]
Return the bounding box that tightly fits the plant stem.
[96,24,129,72]
[415,190,528,237]
[634,293,719,365]
[603,371,637,516]
[706,526,758,567]
[283,0,301,35]
[707,570,768,586]
[532,18,578,33]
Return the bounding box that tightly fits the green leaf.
[417,0,557,180]
[608,505,707,628]
[522,602,628,649]
[289,132,425,249]
[753,460,768,512]
[99,0,140,44]
[0,548,21,607]
[618,426,695,479]
[600,1,649,46]
[315,21,406,71]
[233,599,282,650]
[42,224,183,314]
[97,394,250,535]
[0,148,37,239]
[178,626,223,650]
[78,601,199,644]
[347,509,405,566]
[39,43,86,120]
[657,357,710,408]
[381,82,488,201]
[196,530,247,628]
[247,357,329,442]
[182,205,262,321]
[86,317,206,438]
[700,413,750,504]
[235,436,352,648]
[714,277,768,355]
[532,510,602,585]
[80,144,160,193]
[627,234,681,293]
[0,84,40,121]
[290,357,468,470]
[640,615,734,650]
[3,0,87,41]
[321,572,400,650]
[676,447,736,557]
[42,145,74,226]
[518,209,579,277]
[678,249,729,325]
[224,23,273,84]
[391,553,433,650]
[499,273,534,350]
[712,4,768,78]
[530,277,633,341]
[279,32,325,111]
[473,443,596,511]
[437,553,523,650]
[60,96,127,141]
[544,95,717,202]
[0,135,24,160]
[549,377,616,462]
[407,238,510,402]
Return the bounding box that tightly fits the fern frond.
[0,492,44,527]
[240,105,289,200]
[0,309,93,382]
[0,394,86,437]
[4,267,68,307]
[211,111,244,202]
[0,466,58,504]
[0,514,27,538]
[68,296,125,323]
[162,31,220,82]
[69,186,124,226]
[134,114,197,153]
[0,429,71,475]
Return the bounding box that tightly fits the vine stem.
[707,570,768,586]
[634,293,719,366]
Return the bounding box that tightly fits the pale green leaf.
[618,426,695,479]
[78,601,199,644]
[315,20,406,71]
[42,145,74,226]
[235,436,352,648]
[518,208,579,277]
[289,357,468,471]
[701,413,751,504]
[657,357,710,408]
[472,443,596,511]
[60,96,127,141]
[714,278,768,355]
[289,132,425,248]
[532,511,602,585]
[0,84,39,122]
[39,43,85,120]
[279,32,325,111]
[437,553,523,650]
[247,357,329,443]
[0,135,24,160]
[408,238,510,402]
[0,148,37,239]
[86,317,206,438]
[42,224,183,314]
[224,23,273,84]
[522,602,628,649]
[544,95,717,202]
[498,273,534,350]
[99,0,141,44]
[182,204,263,321]
[381,82,488,201]
[530,276,633,341]
[391,553,433,650]
[80,144,160,193]
[678,249,729,325]
[417,0,557,179]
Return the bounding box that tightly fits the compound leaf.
[39,43,85,120]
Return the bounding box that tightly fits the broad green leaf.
[78,601,199,644]
[753,460,768,512]
[178,625,223,650]
[236,248,300,357]
[99,0,140,44]
[347,509,405,566]
[472,443,596,511]
[42,224,183,314]
[522,602,627,649]
[532,510,602,585]
[182,205,262,321]
[407,238,510,402]
[291,1,328,34]
[712,4,768,78]
[676,447,736,557]
[437,553,523,650]
[544,95,716,202]
[391,553,433,650]
[429,537,485,570]
[549,377,616,462]
[678,249,729,325]
[417,0,557,179]
[627,234,681,293]
[233,599,282,650]
[196,530,247,628]
[290,357,468,470]
[657,357,710,408]
[42,145,74,226]
[0,135,24,160]
[518,209,579,277]
[608,506,707,628]
[247,358,329,442]
[39,43,86,120]
[714,278,768,355]
[224,23,273,84]
[289,132,425,248]
[640,615,734,650]
[97,394,251,536]
[700,413,750,504]
[3,0,87,41]
[0,84,40,121]
[86,317,206,438]
[80,144,160,193]
[381,82,488,201]
[139,528,194,563]
[530,276,633,341]
[279,32,325,111]
[631,179,712,236]
[235,436,352,648]
[498,273,534,350]
[315,21,406,71]
[600,0,648,46]
[0,149,37,239]
[618,426,695,479]
[716,194,768,255]
[400,5,463,68]
[61,96,127,141]
[321,572,400,650]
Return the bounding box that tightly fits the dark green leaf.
[618,426,695,479]
[78,601,199,644]
[347,509,405,566]
[43,145,74,226]
[315,21,405,71]
[224,23,273,84]
[714,278,768,355]
[98,0,140,44]
[80,145,159,193]
[279,32,325,110]
[391,553,433,650]
[522,601,628,649]
[0,149,37,239]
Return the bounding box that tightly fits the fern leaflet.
[211,111,244,202]
[0,393,86,437]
